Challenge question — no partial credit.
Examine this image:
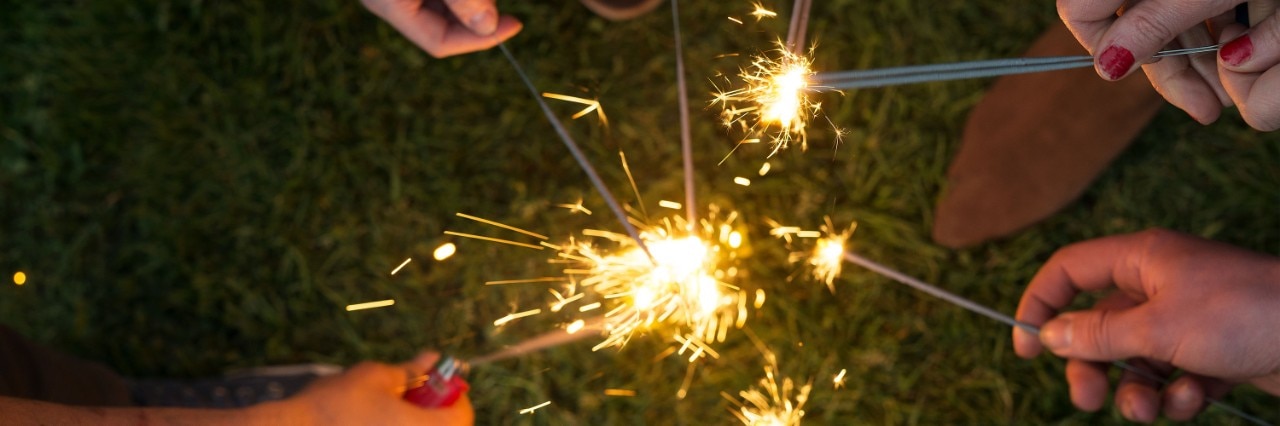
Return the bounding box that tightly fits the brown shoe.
[932,22,1165,248]
[579,0,664,21]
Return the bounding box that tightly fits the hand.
[361,0,522,58]
[1218,10,1280,130]
[286,352,474,425]
[1056,0,1239,124]
[1013,229,1280,422]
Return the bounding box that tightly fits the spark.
[724,360,812,426]
[754,288,766,308]
[579,302,602,312]
[556,199,593,215]
[494,308,543,327]
[519,401,551,415]
[734,177,752,186]
[658,200,683,210]
[13,271,26,286]
[604,389,636,397]
[485,277,566,286]
[771,217,856,292]
[443,231,544,250]
[833,368,847,389]
[391,258,412,275]
[566,319,586,334]
[456,213,548,240]
[727,16,744,24]
[543,92,608,126]
[749,2,777,20]
[346,299,395,311]
[713,42,822,156]
[433,243,457,261]
[758,162,771,176]
[549,291,584,312]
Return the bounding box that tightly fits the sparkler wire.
[671,0,697,224]
[785,0,812,54]
[841,252,1272,426]
[812,44,1222,90]
[498,44,654,260]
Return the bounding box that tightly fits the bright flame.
[13,271,26,286]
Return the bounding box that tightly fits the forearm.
[0,396,309,426]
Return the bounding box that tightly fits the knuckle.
[1123,10,1178,48]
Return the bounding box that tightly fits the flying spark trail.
[494,308,543,327]
[346,299,395,311]
[391,258,412,275]
[519,401,551,414]
[833,368,847,389]
[543,92,608,125]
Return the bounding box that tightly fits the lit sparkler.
[447,206,753,361]
[714,42,822,156]
[723,358,812,426]
[770,217,856,292]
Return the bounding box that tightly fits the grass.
[3,0,1278,424]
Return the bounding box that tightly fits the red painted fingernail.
[1220,34,1253,67]
[1098,45,1135,80]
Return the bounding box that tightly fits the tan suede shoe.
[579,0,664,21]
[932,22,1165,248]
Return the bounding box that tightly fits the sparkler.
[770,218,855,292]
[672,0,697,224]
[723,357,812,426]
[713,41,822,156]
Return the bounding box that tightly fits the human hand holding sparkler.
[1014,229,1280,422]
[1057,0,1278,127]
[290,351,473,425]
[361,0,522,58]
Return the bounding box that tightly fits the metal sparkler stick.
[671,0,697,225]
[785,0,812,55]
[498,44,654,260]
[841,251,1272,426]
[812,44,1221,90]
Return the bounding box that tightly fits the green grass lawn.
[3,0,1278,424]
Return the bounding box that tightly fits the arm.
[1,352,472,426]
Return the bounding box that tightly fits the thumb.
[1039,307,1166,362]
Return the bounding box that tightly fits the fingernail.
[1119,397,1137,420]
[1171,380,1198,407]
[1040,317,1072,352]
[1220,33,1253,67]
[1098,45,1135,80]
[470,9,497,36]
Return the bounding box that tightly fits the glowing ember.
[566,319,586,334]
[833,368,847,389]
[433,243,457,260]
[604,388,637,396]
[543,92,608,125]
[714,42,822,156]
[724,359,812,426]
